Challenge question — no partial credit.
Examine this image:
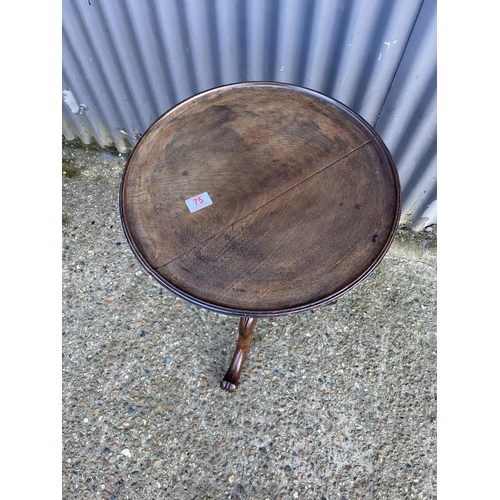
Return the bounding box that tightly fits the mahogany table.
[119,82,401,392]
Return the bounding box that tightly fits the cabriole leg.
[220,317,257,392]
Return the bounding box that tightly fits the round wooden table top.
[120,82,401,317]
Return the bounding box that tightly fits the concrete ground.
[62,142,437,499]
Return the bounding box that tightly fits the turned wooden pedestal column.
[119,82,401,392]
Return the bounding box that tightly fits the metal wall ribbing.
[62,0,437,228]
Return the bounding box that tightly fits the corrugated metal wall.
[62,0,436,228]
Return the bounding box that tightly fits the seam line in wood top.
[153,138,374,272]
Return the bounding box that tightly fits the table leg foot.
[220,317,257,392]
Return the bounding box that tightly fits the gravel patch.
[62,142,436,499]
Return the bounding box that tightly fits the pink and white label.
[185,192,213,213]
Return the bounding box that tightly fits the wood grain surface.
[120,83,401,316]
